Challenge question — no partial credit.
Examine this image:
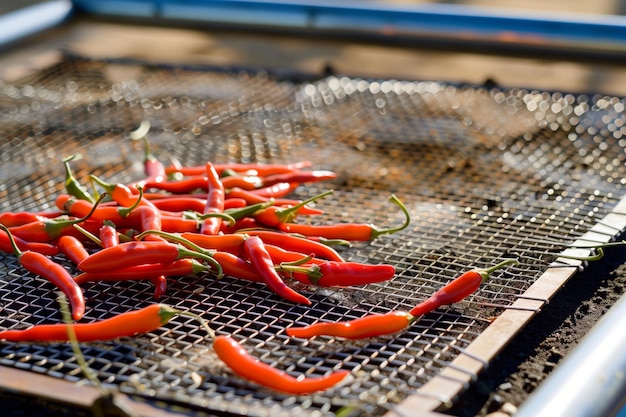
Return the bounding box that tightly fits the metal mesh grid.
[0,55,625,416]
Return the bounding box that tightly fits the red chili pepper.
[213,334,349,394]
[0,211,63,228]
[7,194,106,243]
[279,194,410,241]
[77,240,221,276]
[57,235,90,265]
[90,175,156,210]
[409,259,519,317]
[74,258,211,285]
[243,236,311,305]
[0,229,59,256]
[0,304,181,342]
[286,311,414,339]
[253,190,332,228]
[160,215,200,233]
[220,174,262,190]
[180,232,247,256]
[0,225,85,321]
[164,161,313,177]
[200,163,226,235]
[212,251,264,283]
[242,230,345,262]
[150,197,208,213]
[136,205,163,239]
[279,261,396,287]
[143,176,208,194]
[250,182,297,199]
[99,221,119,248]
[260,170,336,187]
[150,275,168,299]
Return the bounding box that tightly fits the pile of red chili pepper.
[0,138,416,395]
[6,134,584,397]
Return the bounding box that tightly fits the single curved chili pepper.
[0,229,59,256]
[250,182,297,199]
[0,304,181,342]
[136,205,163,240]
[410,259,519,316]
[286,311,415,339]
[77,240,222,277]
[252,190,332,229]
[57,235,90,265]
[8,194,106,242]
[142,176,208,194]
[150,197,208,213]
[180,232,247,256]
[164,161,313,177]
[63,155,96,204]
[242,230,345,262]
[0,211,63,228]
[279,194,410,241]
[200,162,226,235]
[212,251,264,283]
[99,220,119,248]
[244,235,311,305]
[213,334,349,394]
[260,170,336,187]
[220,174,262,190]
[278,261,396,287]
[160,215,200,233]
[74,258,211,285]
[0,224,85,321]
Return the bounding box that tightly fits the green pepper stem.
[118,185,144,218]
[276,262,323,284]
[73,223,103,247]
[274,189,334,223]
[556,247,604,262]
[477,258,519,282]
[224,201,274,221]
[370,194,411,239]
[0,223,23,257]
[63,154,96,204]
[46,193,107,237]
[195,211,237,226]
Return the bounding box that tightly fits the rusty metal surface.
[0,55,625,416]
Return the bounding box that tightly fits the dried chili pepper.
[57,235,90,265]
[243,235,311,305]
[77,240,222,277]
[200,162,226,235]
[409,259,519,316]
[8,194,105,243]
[0,224,85,321]
[286,311,415,339]
[213,334,349,394]
[279,194,410,241]
[0,304,181,342]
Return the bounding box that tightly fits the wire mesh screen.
[0,55,625,416]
